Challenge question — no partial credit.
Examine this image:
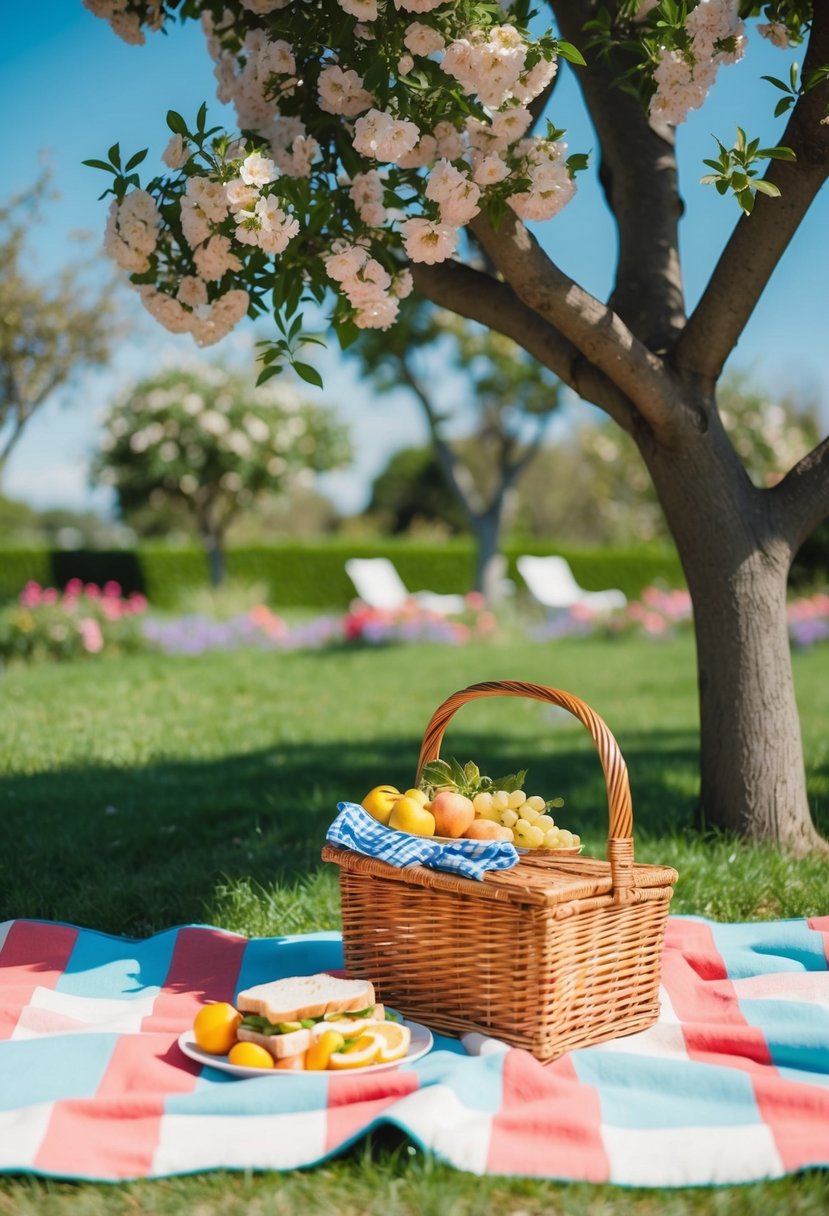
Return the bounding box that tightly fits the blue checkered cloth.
[327,802,519,881]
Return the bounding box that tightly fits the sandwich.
[235,973,384,1063]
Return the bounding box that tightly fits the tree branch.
[772,434,829,553]
[675,10,829,383]
[411,259,638,431]
[551,0,686,350]
[467,210,682,440]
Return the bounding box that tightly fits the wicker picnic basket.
[322,679,678,1062]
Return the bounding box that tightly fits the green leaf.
[82,159,117,174]
[124,148,148,172]
[463,761,481,787]
[774,96,794,118]
[489,769,528,794]
[292,361,323,389]
[761,74,793,94]
[166,110,188,136]
[196,102,208,133]
[758,145,797,161]
[335,319,360,351]
[737,188,755,214]
[256,365,283,386]
[107,143,122,170]
[753,179,782,198]
[555,40,586,66]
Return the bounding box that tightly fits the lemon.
[371,1021,411,1063]
[227,1041,275,1069]
[328,1032,383,1070]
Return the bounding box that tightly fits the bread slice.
[236,973,375,1023]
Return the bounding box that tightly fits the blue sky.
[1,5,827,516]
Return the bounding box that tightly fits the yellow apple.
[361,784,401,825]
[388,796,436,837]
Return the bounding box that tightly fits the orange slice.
[371,1021,411,1063]
[327,1032,384,1070]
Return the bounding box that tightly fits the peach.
[430,791,475,838]
[463,819,514,842]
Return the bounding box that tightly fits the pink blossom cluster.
[103,189,161,274]
[649,0,746,127]
[324,240,414,329]
[82,0,163,46]
[757,21,791,49]
[92,1,576,343]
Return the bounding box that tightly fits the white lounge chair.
[345,557,466,616]
[516,555,627,615]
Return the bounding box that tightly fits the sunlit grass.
[1,632,827,1212]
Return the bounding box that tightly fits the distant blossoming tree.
[0,170,118,469]
[93,365,351,584]
[84,0,829,853]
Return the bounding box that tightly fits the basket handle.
[415,679,636,895]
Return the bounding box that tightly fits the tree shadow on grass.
[1,729,824,936]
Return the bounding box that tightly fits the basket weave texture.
[322,679,678,1062]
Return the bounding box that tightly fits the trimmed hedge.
[0,539,685,610]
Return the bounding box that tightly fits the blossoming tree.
[1,170,118,469]
[93,365,350,584]
[84,0,829,853]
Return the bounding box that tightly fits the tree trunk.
[202,534,225,587]
[642,408,827,856]
[472,508,506,603]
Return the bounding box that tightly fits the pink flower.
[642,612,667,636]
[127,593,149,614]
[65,578,84,597]
[84,583,101,599]
[78,618,105,653]
[20,581,42,606]
[41,588,58,605]
[465,591,485,611]
[103,581,123,599]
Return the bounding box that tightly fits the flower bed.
[0,581,148,664]
[4,583,828,664]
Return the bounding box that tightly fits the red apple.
[430,791,475,838]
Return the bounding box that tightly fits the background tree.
[516,376,824,546]
[353,307,560,601]
[87,1,829,853]
[93,365,350,584]
[366,445,467,538]
[0,169,118,469]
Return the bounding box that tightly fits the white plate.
[177,1019,433,1079]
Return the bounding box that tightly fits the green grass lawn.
[1,633,828,1214]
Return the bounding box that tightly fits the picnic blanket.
[1,914,828,1186]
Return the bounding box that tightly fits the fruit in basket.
[388,795,436,837]
[463,819,513,842]
[361,784,401,825]
[430,791,475,838]
[402,788,429,806]
[417,757,579,851]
